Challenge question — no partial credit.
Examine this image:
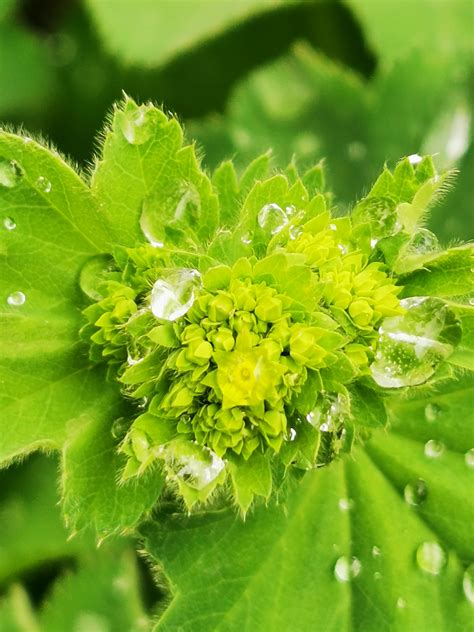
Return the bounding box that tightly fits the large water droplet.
[36,176,51,193]
[334,556,362,582]
[119,103,154,145]
[463,564,474,604]
[404,479,428,506]
[258,203,288,235]
[416,541,447,575]
[151,269,201,321]
[370,297,461,388]
[175,449,225,490]
[464,448,474,468]
[424,439,445,459]
[79,254,115,301]
[3,217,16,231]
[0,159,23,188]
[425,402,441,422]
[409,229,439,254]
[7,291,26,306]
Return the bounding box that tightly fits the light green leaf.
[91,97,219,249]
[0,585,38,632]
[142,372,474,630]
[85,0,296,67]
[345,0,473,69]
[450,305,474,370]
[62,407,164,537]
[0,133,114,465]
[228,452,272,514]
[39,548,149,632]
[0,455,90,585]
[400,246,474,298]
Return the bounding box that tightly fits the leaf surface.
[142,373,474,631]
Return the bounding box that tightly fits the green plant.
[1,97,473,630]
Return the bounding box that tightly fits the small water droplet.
[151,268,201,321]
[372,545,382,558]
[416,541,447,575]
[258,203,288,235]
[79,254,115,301]
[111,417,131,441]
[289,225,303,241]
[370,297,461,388]
[425,403,441,422]
[424,439,445,459]
[396,597,407,609]
[240,232,252,245]
[370,238,378,249]
[404,478,428,506]
[463,564,474,604]
[338,498,354,511]
[7,291,26,306]
[374,571,382,580]
[464,448,474,468]
[0,159,23,188]
[334,556,362,582]
[470,298,474,307]
[289,428,297,441]
[36,176,51,193]
[285,205,296,216]
[3,217,16,230]
[408,153,423,165]
[119,103,154,145]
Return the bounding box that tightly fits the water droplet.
[240,232,252,245]
[370,238,378,249]
[370,297,461,388]
[7,291,26,306]
[79,254,115,301]
[285,205,296,216]
[396,597,407,609]
[464,448,474,468]
[408,153,423,165]
[289,428,297,441]
[463,564,474,604]
[3,217,16,230]
[0,159,23,188]
[111,417,131,441]
[372,545,382,558]
[347,141,367,161]
[119,103,154,145]
[338,498,353,511]
[151,269,201,321]
[409,229,439,254]
[374,571,382,580]
[424,439,445,459]
[404,478,428,506]
[258,203,288,235]
[416,541,447,575]
[307,393,350,431]
[36,176,51,193]
[334,556,362,582]
[162,442,225,491]
[289,225,303,241]
[425,403,441,422]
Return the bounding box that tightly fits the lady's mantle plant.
[1,98,473,528]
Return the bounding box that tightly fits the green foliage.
[0,96,473,630]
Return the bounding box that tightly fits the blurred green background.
[0,0,472,629]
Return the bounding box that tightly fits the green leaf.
[84,0,296,67]
[39,548,149,632]
[400,246,474,298]
[62,406,164,538]
[228,452,272,514]
[349,383,387,428]
[0,133,113,465]
[450,305,474,370]
[142,371,474,630]
[0,585,38,632]
[0,455,90,586]
[91,97,219,249]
